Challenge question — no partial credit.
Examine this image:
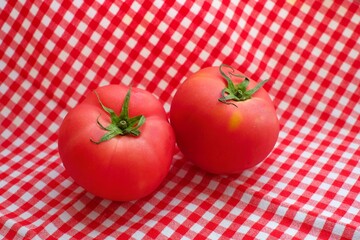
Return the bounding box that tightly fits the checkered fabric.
[1,0,360,239]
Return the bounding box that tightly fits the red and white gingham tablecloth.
[1,1,360,239]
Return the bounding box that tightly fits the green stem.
[218,64,269,106]
[90,88,146,144]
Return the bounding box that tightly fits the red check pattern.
[1,1,360,239]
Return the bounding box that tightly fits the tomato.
[58,85,175,201]
[170,64,279,174]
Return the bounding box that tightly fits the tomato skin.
[58,85,175,201]
[170,67,279,174]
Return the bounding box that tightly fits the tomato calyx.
[218,64,269,106]
[90,89,146,144]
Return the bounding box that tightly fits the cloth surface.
[1,1,360,239]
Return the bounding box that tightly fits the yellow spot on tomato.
[228,111,242,131]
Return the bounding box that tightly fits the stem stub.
[218,64,269,106]
[90,89,146,144]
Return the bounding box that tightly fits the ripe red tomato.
[170,65,279,174]
[58,85,175,201]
